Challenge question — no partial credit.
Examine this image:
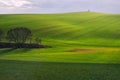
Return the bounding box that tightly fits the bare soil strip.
[67,48,120,52]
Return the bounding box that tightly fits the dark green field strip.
[0,60,120,80]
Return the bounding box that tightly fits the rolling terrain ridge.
[0,12,120,80]
[0,12,120,46]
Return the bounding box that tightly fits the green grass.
[0,12,120,80]
[0,48,120,63]
[0,12,120,46]
[0,60,120,80]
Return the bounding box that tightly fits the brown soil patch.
[67,48,95,52]
[67,48,120,52]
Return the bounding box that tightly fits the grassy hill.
[0,12,120,80]
[0,12,120,47]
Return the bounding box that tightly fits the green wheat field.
[0,12,120,80]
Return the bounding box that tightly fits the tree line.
[0,27,42,45]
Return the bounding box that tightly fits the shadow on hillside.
[0,48,32,55]
[19,48,32,53]
[0,48,16,55]
[0,42,50,48]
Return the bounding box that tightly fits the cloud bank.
[0,0,120,14]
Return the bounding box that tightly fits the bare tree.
[88,9,90,12]
[7,27,32,44]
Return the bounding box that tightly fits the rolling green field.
[0,12,120,80]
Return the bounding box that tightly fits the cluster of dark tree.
[0,27,48,48]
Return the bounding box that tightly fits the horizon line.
[0,11,120,15]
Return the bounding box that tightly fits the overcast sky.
[0,0,120,14]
